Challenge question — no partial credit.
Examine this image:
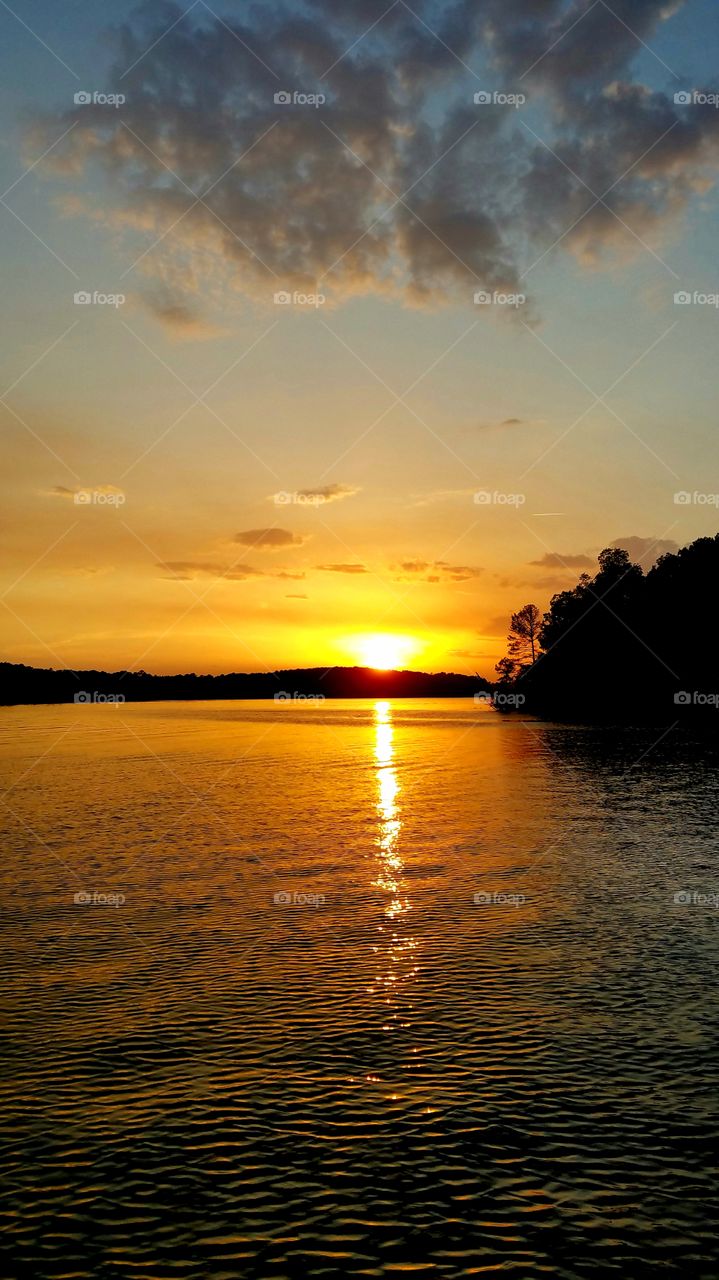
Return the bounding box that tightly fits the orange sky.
[1,0,718,676]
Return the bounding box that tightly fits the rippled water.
[1,698,718,1278]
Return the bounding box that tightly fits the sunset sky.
[1,0,718,676]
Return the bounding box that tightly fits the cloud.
[529,552,595,569]
[316,562,368,573]
[395,559,483,582]
[234,528,307,550]
[159,560,264,581]
[47,484,124,501]
[29,1,718,327]
[285,593,308,599]
[139,286,226,341]
[611,535,679,571]
[159,557,307,581]
[270,483,360,504]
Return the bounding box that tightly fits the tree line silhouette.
[496,535,719,720]
[0,664,486,706]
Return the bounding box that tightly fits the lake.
[1,698,718,1278]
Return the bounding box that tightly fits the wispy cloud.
[159,560,264,581]
[316,563,368,574]
[270,483,360,505]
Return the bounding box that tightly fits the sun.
[351,633,419,671]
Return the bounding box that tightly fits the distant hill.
[0,662,488,707]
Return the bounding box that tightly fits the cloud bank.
[30,0,719,331]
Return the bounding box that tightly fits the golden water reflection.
[373,700,406,917]
[370,701,418,1018]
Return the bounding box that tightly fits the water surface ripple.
[1,699,718,1278]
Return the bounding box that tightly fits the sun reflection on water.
[370,700,418,1019]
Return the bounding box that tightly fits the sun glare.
[352,633,419,671]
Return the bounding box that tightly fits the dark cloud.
[29,0,717,331]
[316,562,368,573]
[158,557,307,580]
[234,528,307,549]
[529,552,595,569]
[139,285,225,340]
[159,560,264,580]
[396,559,483,582]
[611,535,679,570]
[270,483,359,504]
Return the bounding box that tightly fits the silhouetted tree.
[509,535,719,720]
[495,656,519,684]
[507,603,541,667]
